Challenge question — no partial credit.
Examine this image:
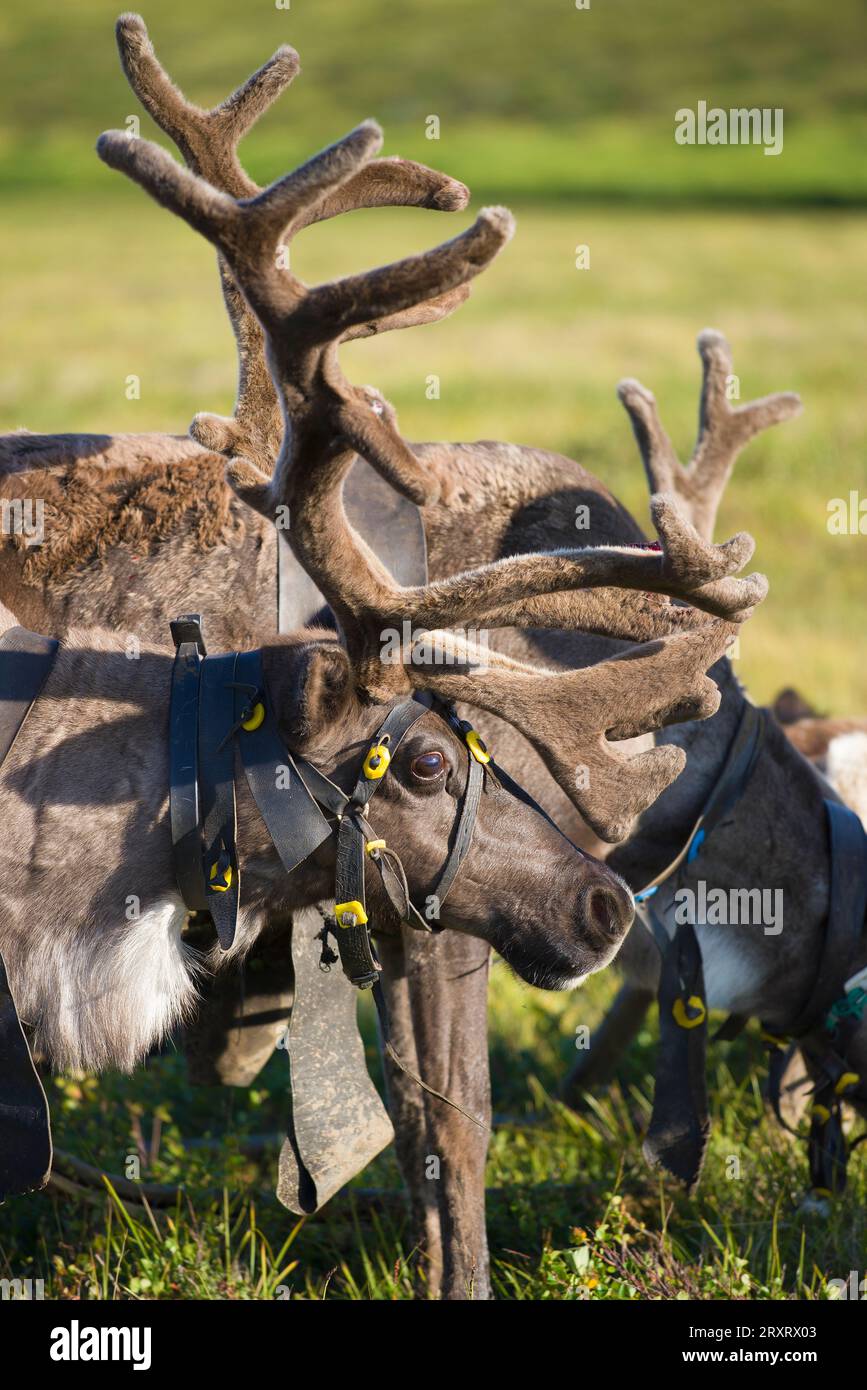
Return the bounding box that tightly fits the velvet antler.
[115,14,470,468]
[617,329,802,541]
[403,624,734,842]
[97,122,502,507]
[97,125,764,842]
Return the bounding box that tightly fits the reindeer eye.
[411,751,446,781]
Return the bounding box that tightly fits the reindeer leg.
[376,928,443,1294]
[379,925,492,1300]
[562,983,654,1105]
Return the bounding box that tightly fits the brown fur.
[3,434,234,583]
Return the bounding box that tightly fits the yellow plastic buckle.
[335,900,368,929]
[672,995,706,1030]
[209,861,233,893]
[464,729,491,765]
[812,1186,834,1199]
[760,1030,788,1051]
[366,839,387,857]
[241,701,265,732]
[812,1103,831,1124]
[834,1071,860,1096]
[362,743,391,780]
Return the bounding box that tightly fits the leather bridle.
[293,696,490,988]
[169,616,545,991]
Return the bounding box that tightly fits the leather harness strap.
[635,697,867,1196]
[198,652,242,949]
[0,625,59,1200]
[765,801,867,1196]
[169,618,332,951]
[636,701,766,1190]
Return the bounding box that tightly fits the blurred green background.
[1,1,867,1300]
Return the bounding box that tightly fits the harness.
[635,700,867,1196]
[0,626,59,1201]
[167,613,573,1203]
[168,614,496,989]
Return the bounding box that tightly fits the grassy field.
[3,970,865,1300]
[1,1,866,1301]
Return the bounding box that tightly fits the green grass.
[3,964,864,1300]
[2,0,866,203]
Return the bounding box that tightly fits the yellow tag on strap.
[672,995,706,1029]
[335,900,368,928]
[362,744,391,780]
[209,861,233,892]
[834,1071,860,1096]
[464,729,491,765]
[241,701,265,732]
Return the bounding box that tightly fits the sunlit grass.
[2,962,864,1299]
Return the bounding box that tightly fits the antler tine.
[96,124,383,317]
[616,378,680,497]
[115,16,470,469]
[116,14,299,195]
[406,622,735,843]
[97,130,239,240]
[617,329,802,541]
[303,206,514,344]
[342,285,472,341]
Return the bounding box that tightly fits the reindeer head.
[97,117,768,988]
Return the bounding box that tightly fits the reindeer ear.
[262,638,354,748]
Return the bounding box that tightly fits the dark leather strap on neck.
[0,625,58,1199]
[635,700,766,1191]
[331,700,430,988]
[169,623,331,951]
[169,618,208,913]
[782,800,867,1039]
[198,652,241,949]
[0,625,59,767]
[642,922,710,1193]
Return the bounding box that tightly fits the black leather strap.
[332,699,429,988]
[169,618,208,912]
[0,626,59,765]
[0,951,52,1200]
[782,801,867,1038]
[0,627,58,1200]
[432,747,484,907]
[232,649,332,876]
[642,921,710,1192]
[198,652,241,949]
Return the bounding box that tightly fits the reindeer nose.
[584,879,634,946]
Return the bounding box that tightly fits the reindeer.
[0,134,761,1208]
[772,690,867,828]
[0,18,812,1297]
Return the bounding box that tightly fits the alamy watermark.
[1,497,44,547]
[675,102,783,157]
[674,880,783,936]
[380,621,491,671]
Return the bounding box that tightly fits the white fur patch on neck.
[26,894,201,1073]
[695,924,761,1014]
[826,731,867,829]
